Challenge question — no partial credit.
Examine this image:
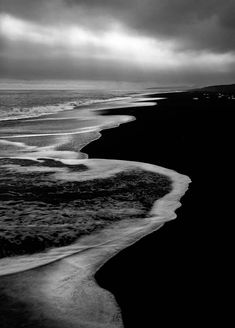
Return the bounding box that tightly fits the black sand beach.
[1,0,234,324]
[0,89,233,327]
[83,90,234,327]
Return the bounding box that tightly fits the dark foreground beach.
[83,89,234,327]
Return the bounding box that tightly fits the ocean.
[0,80,164,159]
[0,80,192,328]
[0,80,188,274]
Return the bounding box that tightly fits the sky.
[0,0,235,85]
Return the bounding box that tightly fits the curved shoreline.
[0,91,146,159]
[0,159,190,276]
[0,159,190,328]
[0,92,191,328]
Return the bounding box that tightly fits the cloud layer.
[0,0,235,84]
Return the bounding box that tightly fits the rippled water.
[0,80,178,275]
[0,81,161,160]
[0,89,133,121]
[0,157,172,258]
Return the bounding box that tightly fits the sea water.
[0,80,187,277]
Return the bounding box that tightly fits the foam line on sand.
[0,159,191,328]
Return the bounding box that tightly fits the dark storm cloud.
[0,0,235,84]
[1,0,235,53]
[65,0,235,53]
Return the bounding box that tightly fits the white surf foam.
[0,159,191,276]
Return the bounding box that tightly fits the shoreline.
[0,91,152,160]
[0,90,194,328]
[0,159,190,328]
[0,159,190,275]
